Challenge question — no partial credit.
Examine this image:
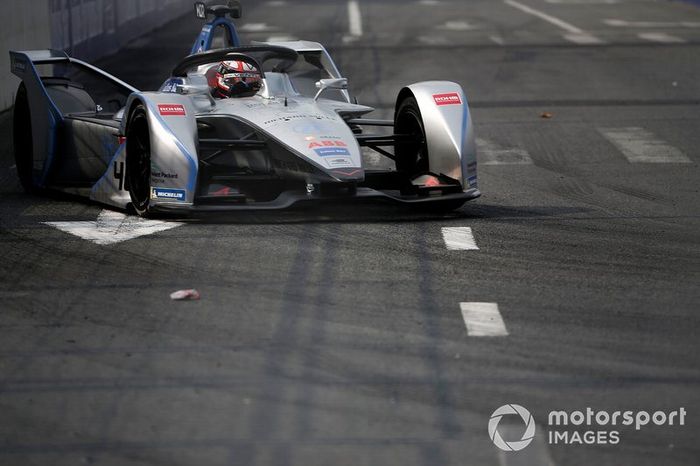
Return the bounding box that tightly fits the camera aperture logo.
[488,404,536,452]
[489,404,687,451]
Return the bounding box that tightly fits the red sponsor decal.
[158,104,186,116]
[433,93,462,106]
[308,140,347,149]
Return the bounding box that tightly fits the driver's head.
[213,60,262,98]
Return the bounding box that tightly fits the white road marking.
[604,19,700,28]
[9,165,16,170]
[418,35,450,45]
[442,227,479,250]
[477,138,533,165]
[239,23,276,33]
[564,33,605,44]
[266,35,298,42]
[418,0,441,5]
[266,0,287,6]
[489,34,506,45]
[638,32,686,43]
[546,0,618,3]
[505,0,604,43]
[44,210,183,246]
[348,0,363,37]
[460,303,509,337]
[437,21,480,31]
[599,127,692,164]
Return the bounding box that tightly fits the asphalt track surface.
[1,1,700,465]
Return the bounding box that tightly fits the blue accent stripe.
[148,103,198,194]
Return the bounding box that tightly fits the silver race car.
[9,2,479,216]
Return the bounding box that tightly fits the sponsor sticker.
[151,187,186,201]
[309,140,347,149]
[158,104,187,116]
[315,147,351,157]
[161,79,183,94]
[433,93,462,106]
[325,157,354,168]
[468,175,478,188]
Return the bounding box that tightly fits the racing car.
[9,1,479,216]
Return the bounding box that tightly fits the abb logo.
[309,140,347,149]
[158,104,187,116]
[433,93,462,106]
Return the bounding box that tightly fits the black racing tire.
[13,83,36,192]
[394,96,429,177]
[125,104,152,217]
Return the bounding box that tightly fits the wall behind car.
[1,0,193,111]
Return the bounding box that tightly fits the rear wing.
[9,49,138,187]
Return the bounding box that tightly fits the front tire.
[13,83,36,192]
[125,104,152,216]
[394,96,429,178]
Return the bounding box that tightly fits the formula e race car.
[9,1,479,215]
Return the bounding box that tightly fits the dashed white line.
[266,35,299,42]
[604,19,700,28]
[489,35,506,45]
[546,0,618,3]
[599,127,692,164]
[460,303,509,337]
[239,23,276,33]
[477,138,533,165]
[637,32,686,44]
[437,21,480,31]
[504,0,604,44]
[442,227,479,250]
[348,0,363,37]
[418,0,441,5]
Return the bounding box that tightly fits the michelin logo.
[151,188,186,201]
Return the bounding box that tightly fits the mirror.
[314,78,348,101]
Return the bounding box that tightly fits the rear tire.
[13,83,36,192]
[125,105,152,217]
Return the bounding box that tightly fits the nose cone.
[288,119,364,181]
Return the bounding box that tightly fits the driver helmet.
[213,60,262,98]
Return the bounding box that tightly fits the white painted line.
[604,19,700,28]
[348,0,363,37]
[442,227,479,251]
[460,303,508,337]
[418,35,450,45]
[9,165,16,170]
[564,33,605,44]
[638,32,686,44]
[477,138,533,165]
[437,21,480,31]
[505,0,583,34]
[44,210,183,245]
[489,35,506,45]
[599,127,692,164]
[266,0,287,6]
[239,23,276,33]
[418,0,440,5]
[547,0,618,3]
[266,35,298,42]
